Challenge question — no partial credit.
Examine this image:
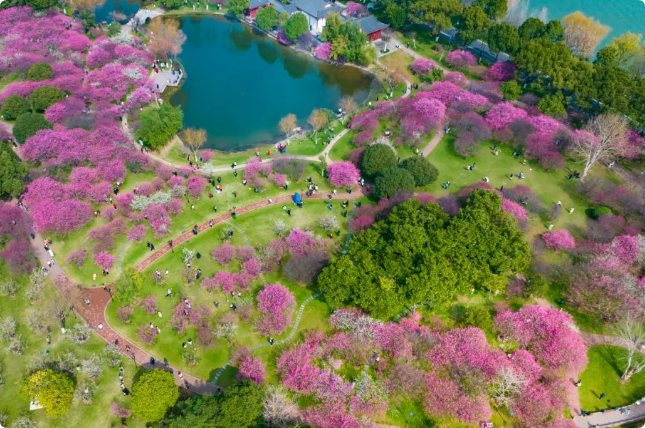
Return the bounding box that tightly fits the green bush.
[587,205,612,220]
[0,143,28,200]
[27,63,53,81]
[284,13,308,41]
[13,112,53,144]
[361,143,397,178]
[451,304,493,331]
[136,103,183,149]
[500,80,522,101]
[131,369,179,422]
[107,22,122,37]
[537,92,567,118]
[401,156,439,186]
[373,167,415,199]
[421,68,444,83]
[29,85,64,112]
[1,95,30,120]
[255,6,279,30]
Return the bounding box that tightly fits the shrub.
[542,230,575,251]
[1,95,30,120]
[400,156,438,186]
[284,13,308,41]
[373,168,415,199]
[361,143,397,178]
[66,249,87,268]
[27,63,53,81]
[587,205,612,220]
[500,80,522,100]
[13,113,53,144]
[118,306,134,322]
[136,103,183,149]
[451,304,492,331]
[29,86,64,112]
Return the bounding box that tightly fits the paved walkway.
[152,69,183,93]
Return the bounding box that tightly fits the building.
[246,0,388,39]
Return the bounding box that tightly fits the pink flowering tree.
[327,161,360,188]
[66,249,87,268]
[186,176,207,199]
[486,102,528,130]
[94,252,116,271]
[542,230,575,251]
[212,243,237,265]
[256,283,296,336]
[611,234,639,265]
[127,225,147,241]
[285,229,317,256]
[494,305,588,373]
[141,295,157,314]
[232,348,266,384]
[485,62,518,81]
[446,50,476,68]
[315,42,331,60]
[346,1,367,17]
[502,198,528,221]
[411,58,435,75]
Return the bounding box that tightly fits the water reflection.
[170,15,374,150]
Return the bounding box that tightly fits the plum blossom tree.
[285,229,317,256]
[327,161,360,188]
[186,176,207,199]
[542,230,575,251]
[66,249,88,268]
[486,102,528,130]
[232,348,266,384]
[486,61,518,81]
[256,283,296,336]
[212,243,237,265]
[94,252,115,272]
[446,50,477,68]
[315,42,331,60]
[411,58,435,75]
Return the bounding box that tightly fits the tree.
[278,11,290,26]
[374,167,415,199]
[474,0,507,19]
[25,0,56,9]
[307,109,328,145]
[13,113,53,145]
[181,128,207,160]
[537,92,567,118]
[410,0,463,34]
[1,95,30,120]
[339,96,357,116]
[459,5,489,43]
[165,394,220,428]
[146,17,187,61]
[545,19,564,42]
[137,103,183,149]
[256,6,279,30]
[131,369,179,422]
[0,143,27,199]
[263,385,298,428]
[228,0,250,17]
[361,143,397,178]
[278,113,297,141]
[562,11,610,58]
[29,86,64,113]
[321,12,343,42]
[27,63,52,81]
[256,283,296,336]
[284,13,308,42]
[518,17,545,41]
[573,114,628,180]
[487,23,520,58]
[327,161,360,188]
[400,156,438,186]
[615,316,645,381]
[384,4,405,29]
[214,382,264,428]
[500,80,522,100]
[22,369,74,417]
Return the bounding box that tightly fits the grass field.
[580,346,645,412]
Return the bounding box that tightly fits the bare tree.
[263,385,299,428]
[562,11,610,58]
[614,316,645,381]
[572,113,628,180]
[338,97,357,116]
[278,113,297,142]
[181,128,207,160]
[43,292,71,328]
[307,109,328,145]
[146,18,187,62]
[491,367,528,407]
[504,0,529,27]
[378,68,407,98]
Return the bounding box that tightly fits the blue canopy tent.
[292,192,303,206]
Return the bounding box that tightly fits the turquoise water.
[170,16,375,150]
[94,0,142,23]
[529,0,645,46]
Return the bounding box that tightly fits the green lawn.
[580,346,645,412]
[0,267,144,428]
[106,199,359,382]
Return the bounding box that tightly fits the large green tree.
[518,17,545,41]
[458,5,489,44]
[228,0,250,17]
[321,12,343,42]
[400,156,438,186]
[22,369,74,418]
[13,112,53,144]
[487,22,520,57]
[410,0,463,34]
[255,6,279,30]
[136,103,183,149]
[284,13,308,42]
[373,167,415,199]
[29,85,64,112]
[132,370,179,422]
[361,143,397,178]
[165,394,220,428]
[0,143,27,200]
[384,4,406,28]
[474,0,506,19]
[27,63,52,81]
[1,95,30,120]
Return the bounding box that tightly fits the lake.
[529,0,645,47]
[169,15,375,150]
[94,0,142,23]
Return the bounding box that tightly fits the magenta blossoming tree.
[542,230,575,251]
[94,252,116,271]
[446,50,476,68]
[285,229,317,256]
[232,348,266,384]
[256,283,296,336]
[315,42,331,60]
[411,58,435,75]
[141,295,157,314]
[186,175,207,199]
[66,249,88,268]
[485,61,518,81]
[327,161,360,188]
[212,243,237,265]
[486,102,528,130]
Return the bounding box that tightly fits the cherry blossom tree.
[486,61,518,81]
[327,161,360,188]
[212,243,237,265]
[256,283,296,336]
[446,50,477,68]
[66,249,88,268]
[315,42,331,60]
[94,252,115,271]
[232,348,266,384]
[542,230,576,251]
[486,102,528,130]
[411,58,435,75]
[285,229,317,256]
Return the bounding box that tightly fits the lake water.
[529,0,645,47]
[94,0,142,23]
[169,16,374,150]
